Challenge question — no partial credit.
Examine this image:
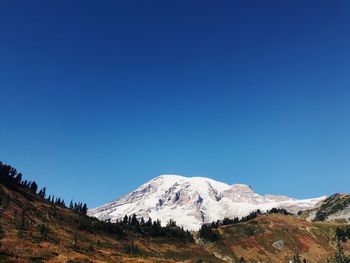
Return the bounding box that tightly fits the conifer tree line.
[109,214,192,241]
[336,226,350,242]
[0,161,87,215]
[69,200,88,215]
[201,208,290,231]
[75,212,193,242]
[0,161,193,242]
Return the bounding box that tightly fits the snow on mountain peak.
[154,174,230,191]
[88,174,326,230]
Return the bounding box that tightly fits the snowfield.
[88,175,326,230]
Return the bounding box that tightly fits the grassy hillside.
[0,174,218,262]
[196,213,350,263]
[1,161,349,263]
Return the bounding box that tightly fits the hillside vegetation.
[1,161,350,263]
[0,162,218,263]
[197,213,350,262]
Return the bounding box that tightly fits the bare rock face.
[272,240,284,251]
[88,174,326,230]
[222,184,266,204]
[302,193,350,223]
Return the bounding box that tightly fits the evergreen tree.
[29,181,38,193]
[38,187,46,198]
[15,173,22,183]
[199,224,220,242]
[82,203,87,215]
[123,215,128,225]
[146,218,152,226]
[167,219,177,227]
[293,254,302,263]
[131,214,139,226]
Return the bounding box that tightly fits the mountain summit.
[88,175,325,230]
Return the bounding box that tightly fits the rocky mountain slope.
[301,193,350,223]
[89,175,326,230]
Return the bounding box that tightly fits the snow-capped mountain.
[88,175,326,230]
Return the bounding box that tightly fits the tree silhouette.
[29,181,38,193]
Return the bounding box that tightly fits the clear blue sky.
[1,1,349,208]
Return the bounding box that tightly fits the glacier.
[88,174,326,230]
